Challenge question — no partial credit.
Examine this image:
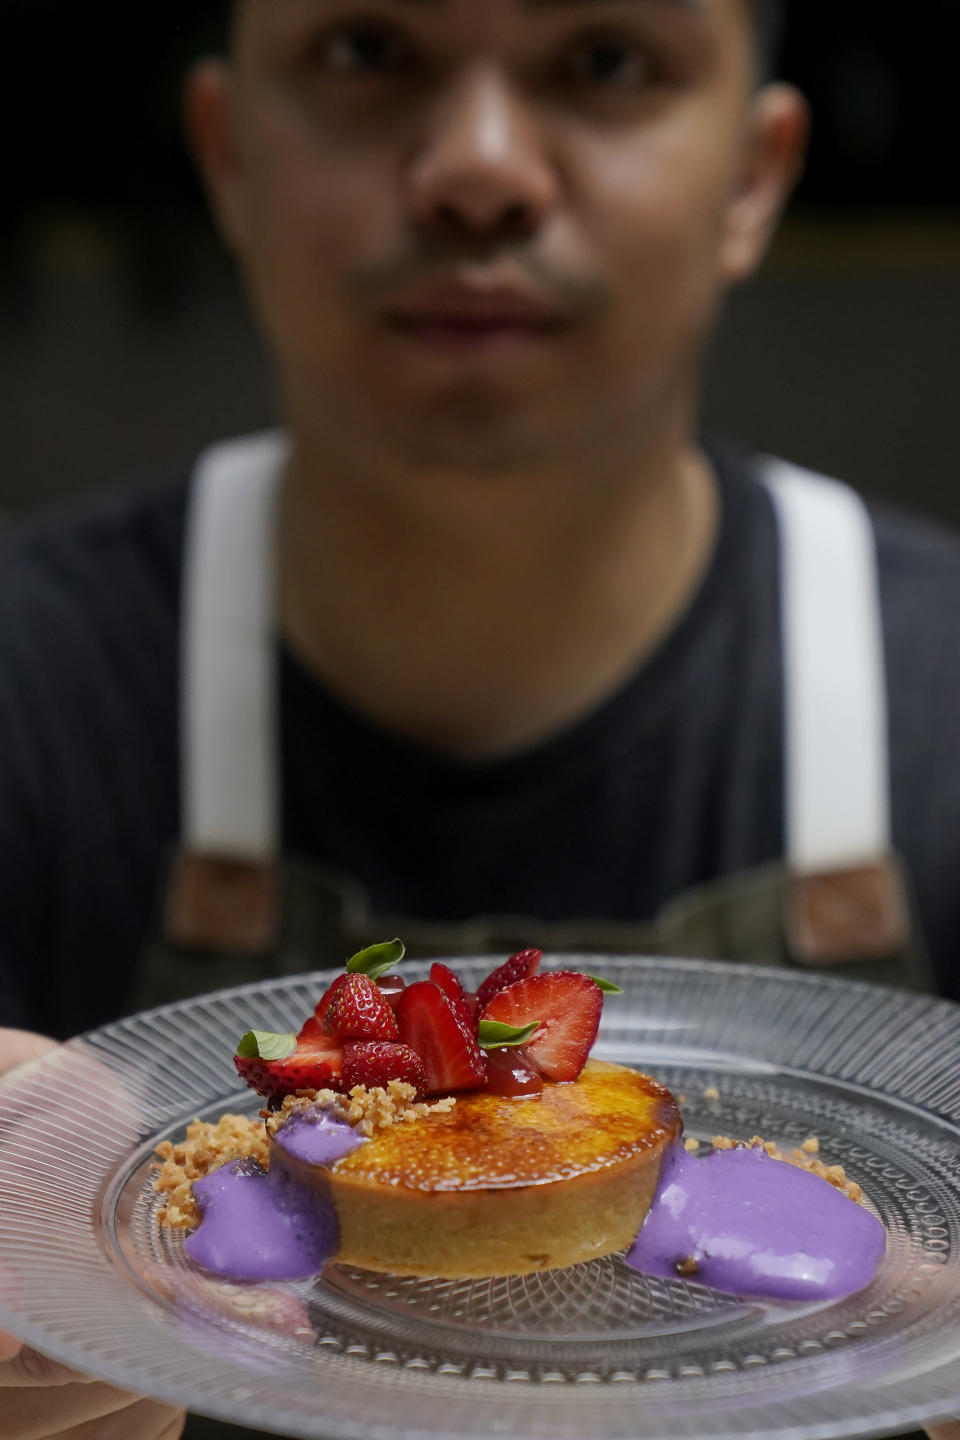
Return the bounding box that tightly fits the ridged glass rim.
[0,955,957,1440]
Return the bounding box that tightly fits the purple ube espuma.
[626,1143,886,1301]
[185,1108,367,1281]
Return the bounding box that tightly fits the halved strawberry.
[323,974,400,1042]
[342,1041,429,1095]
[234,1032,343,1100]
[479,972,602,1082]
[395,981,488,1095]
[298,974,352,1040]
[475,947,542,1009]
[430,962,476,1032]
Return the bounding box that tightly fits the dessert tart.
[272,1059,681,1277]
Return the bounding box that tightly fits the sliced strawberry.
[323,973,400,1042]
[479,972,602,1083]
[297,1013,326,1042]
[430,962,476,1031]
[475,947,542,1009]
[461,990,481,1025]
[234,1034,343,1101]
[342,1041,429,1095]
[395,981,488,1095]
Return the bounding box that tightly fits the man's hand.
[927,1426,960,1439]
[0,1028,187,1439]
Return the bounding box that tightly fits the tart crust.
[270,1060,682,1277]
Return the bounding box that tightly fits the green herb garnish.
[346,939,406,982]
[235,1030,297,1061]
[477,1020,541,1050]
[585,974,623,994]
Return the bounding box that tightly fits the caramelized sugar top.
[330,1061,682,1193]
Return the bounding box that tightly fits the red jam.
[377,975,406,1010]
[483,1047,543,1096]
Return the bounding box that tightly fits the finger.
[154,1412,188,1440]
[0,1327,24,1362]
[0,1344,97,1388]
[36,1397,187,1440]
[926,1425,960,1440]
[0,1030,58,1082]
[0,1381,142,1439]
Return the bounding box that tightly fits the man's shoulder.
[867,499,960,659]
[870,497,960,582]
[0,464,190,596]
[0,465,191,705]
[0,463,191,630]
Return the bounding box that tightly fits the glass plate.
[0,957,958,1440]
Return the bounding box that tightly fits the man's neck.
[278,434,719,759]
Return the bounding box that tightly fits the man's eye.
[565,36,651,91]
[317,22,410,77]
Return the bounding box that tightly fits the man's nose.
[406,66,558,239]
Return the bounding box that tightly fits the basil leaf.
[477,1020,541,1050]
[585,974,623,994]
[347,938,406,981]
[236,1030,297,1061]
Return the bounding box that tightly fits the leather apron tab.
[164,850,284,954]
[784,853,912,967]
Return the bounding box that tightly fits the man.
[0,0,957,1436]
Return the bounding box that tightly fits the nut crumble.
[710,1134,863,1204]
[153,1114,268,1230]
[264,1081,457,1140]
[153,1083,458,1231]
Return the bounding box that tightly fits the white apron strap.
[164,432,288,952]
[761,457,909,963]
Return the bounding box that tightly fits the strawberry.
[396,981,488,1095]
[297,1013,326,1042]
[479,972,602,1083]
[299,974,352,1039]
[475,947,542,1009]
[342,1041,429,1095]
[234,1032,343,1100]
[323,973,400,1042]
[430,962,477,1031]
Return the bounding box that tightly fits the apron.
[133,434,933,1440]
[137,433,932,1010]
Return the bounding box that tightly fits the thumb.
[0,1030,58,1082]
[0,1032,59,1365]
[0,1330,21,1362]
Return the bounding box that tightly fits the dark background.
[1,1,958,522]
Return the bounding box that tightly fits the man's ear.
[184,59,249,256]
[720,83,810,284]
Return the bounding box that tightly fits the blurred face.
[191,0,805,474]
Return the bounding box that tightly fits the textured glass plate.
[0,958,958,1440]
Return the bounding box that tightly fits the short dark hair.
[199,0,787,78]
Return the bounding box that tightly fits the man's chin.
[397,408,557,479]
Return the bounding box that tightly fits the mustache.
[347,240,611,317]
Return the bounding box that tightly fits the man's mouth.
[384,281,568,350]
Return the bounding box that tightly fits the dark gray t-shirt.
[1,438,959,1037]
